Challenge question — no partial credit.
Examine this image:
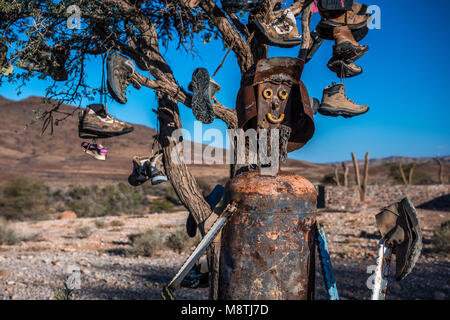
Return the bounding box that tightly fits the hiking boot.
[221,0,263,12]
[189,68,220,124]
[327,56,362,78]
[375,198,423,281]
[0,41,13,76]
[333,25,369,63]
[149,156,168,185]
[128,156,151,186]
[107,51,141,104]
[79,104,134,139]
[318,1,371,29]
[319,82,369,118]
[128,155,168,186]
[253,8,302,48]
[81,142,108,161]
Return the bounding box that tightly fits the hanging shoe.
[0,41,13,77]
[327,56,362,78]
[318,1,371,29]
[253,8,302,48]
[375,198,423,281]
[149,156,168,185]
[221,0,264,13]
[128,156,151,186]
[319,82,368,118]
[189,68,220,124]
[79,104,134,139]
[81,142,108,161]
[107,51,141,104]
[332,25,369,64]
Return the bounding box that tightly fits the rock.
[0,269,11,278]
[52,260,61,266]
[80,268,91,275]
[433,291,446,300]
[59,211,77,220]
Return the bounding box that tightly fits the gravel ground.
[0,209,448,300]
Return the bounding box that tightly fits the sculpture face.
[256,81,294,131]
[236,57,315,153]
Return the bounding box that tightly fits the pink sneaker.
[81,142,108,161]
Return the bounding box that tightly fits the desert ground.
[0,207,448,300]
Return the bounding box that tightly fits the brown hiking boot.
[107,51,141,105]
[375,198,423,281]
[253,8,302,48]
[333,25,369,64]
[319,82,368,118]
[318,1,371,29]
[327,56,362,78]
[79,104,134,138]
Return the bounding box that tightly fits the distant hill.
[0,95,447,187]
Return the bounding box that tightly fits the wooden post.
[435,156,444,184]
[333,166,341,186]
[342,162,349,187]
[408,163,416,185]
[351,152,370,203]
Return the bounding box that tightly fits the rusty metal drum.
[219,171,317,300]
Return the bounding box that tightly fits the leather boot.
[375,198,423,281]
[319,82,368,118]
[327,56,362,78]
[333,25,369,63]
[318,1,371,29]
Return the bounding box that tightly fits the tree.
[0,0,313,298]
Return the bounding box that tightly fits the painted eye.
[262,88,273,99]
[278,89,289,100]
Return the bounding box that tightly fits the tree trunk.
[399,162,408,185]
[156,93,220,299]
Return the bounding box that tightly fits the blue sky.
[1,0,449,163]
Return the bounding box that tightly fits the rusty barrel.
[219,171,317,300]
